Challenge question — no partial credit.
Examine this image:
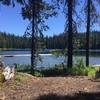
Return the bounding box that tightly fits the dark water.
[0,50,100,67]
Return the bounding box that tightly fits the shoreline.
[0,54,52,58]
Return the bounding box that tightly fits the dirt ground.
[0,73,100,100]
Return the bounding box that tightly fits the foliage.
[70,59,100,78]
[0,0,25,6]
[15,72,27,82]
[16,63,66,76]
[21,0,58,72]
[45,31,100,49]
[75,58,85,68]
[0,31,100,50]
[66,58,85,75]
[32,71,43,77]
[83,0,100,27]
[0,32,31,49]
[16,64,38,77]
[73,39,81,50]
[51,49,65,56]
[35,63,66,77]
[22,0,57,35]
[68,67,85,76]
[15,61,100,79]
[0,0,58,72]
[85,66,100,79]
[85,66,96,79]
[16,64,31,72]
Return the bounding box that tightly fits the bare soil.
[0,73,100,100]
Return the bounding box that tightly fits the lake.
[0,50,100,68]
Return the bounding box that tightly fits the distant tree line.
[1,31,100,50]
[45,31,100,50]
[0,32,31,49]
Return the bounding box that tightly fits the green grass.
[15,64,31,73]
[32,71,43,77]
[15,72,28,82]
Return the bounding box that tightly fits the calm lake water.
[0,50,100,68]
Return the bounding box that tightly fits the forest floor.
[0,72,100,100]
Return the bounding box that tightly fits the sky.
[0,4,66,36]
[0,4,29,36]
[0,2,100,37]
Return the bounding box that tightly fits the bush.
[40,64,66,77]
[69,58,86,75]
[66,59,99,78]
[86,66,100,79]
[88,69,96,79]
[75,58,85,68]
[15,64,31,73]
[32,71,43,77]
[70,66,86,75]
[14,61,100,79]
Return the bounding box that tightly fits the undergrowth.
[15,59,100,79]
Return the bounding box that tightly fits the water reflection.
[0,50,100,68]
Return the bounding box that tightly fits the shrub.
[32,71,43,77]
[75,58,85,68]
[69,66,85,75]
[15,64,31,73]
[87,68,96,79]
[37,63,67,77]
[69,58,86,75]
[85,66,99,79]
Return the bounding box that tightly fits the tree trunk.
[86,0,90,66]
[67,0,73,68]
[31,0,36,73]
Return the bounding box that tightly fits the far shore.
[0,54,52,58]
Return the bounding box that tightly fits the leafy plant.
[87,67,96,79]
[75,58,85,68]
[86,66,100,79]
[15,64,31,72]
[68,58,86,75]
[32,71,43,77]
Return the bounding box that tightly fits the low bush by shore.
[14,59,100,79]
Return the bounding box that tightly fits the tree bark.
[31,0,36,73]
[67,0,73,68]
[86,0,90,66]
